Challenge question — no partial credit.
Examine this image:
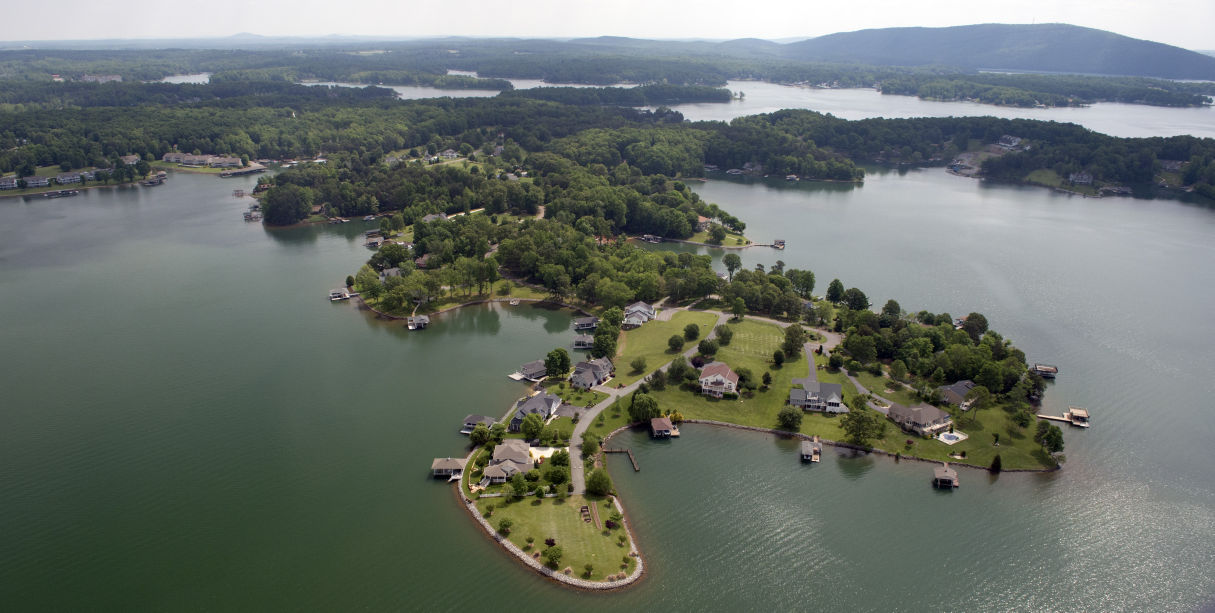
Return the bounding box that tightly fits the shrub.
[684,323,700,341]
[690,355,706,368]
[604,519,618,529]
[545,538,556,547]
[697,339,718,355]
[497,519,513,535]
[668,335,685,352]
[828,354,844,370]
[867,362,883,376]
[714,325,733,345]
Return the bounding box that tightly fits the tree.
[732,297,746,319]
[777,405,803,430]
[629,356,647,374]
[584,563,594,578]
[962,312,989,343]
[708,224,727,244]
[842,287,870,311]
[509,473,527,498]
[773,349,785,367]
[1035,421,1065,453]
[582,435,600,458]
[762,371,772,387]
[826,278,845,303]
[550,449,570,467]
[344,275,355,288]
[628,392,661,423]
[648,368,667,390]
[498,518,513,535]
[786,269,815,298]
[543,545,564,568]
[782,324,806,357]
[890,359,908,381]
[881,299,902,319]
[667,335,685,353]
[723,253,742,280]
[840,408,886,447]
[714,325,733,345]
[683,323,700,341]
[521,413,545,440]
[964,385,992,423]
[490,423,506,443]
[592,328,618,359]
[469,423,490,446]
[586,468,613,495]
[545,348,571,377]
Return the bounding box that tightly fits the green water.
[1,170,1212,611]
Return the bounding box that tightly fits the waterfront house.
[789,382,846,413]
[696,215,712,231]
[625,301,656,322]
[23,176,50,187]
[933,462,959,488]
[699,362,739,398]
[570,358,613,389]
[573,334,594,349]
[485,439,533,483]
[459,414,496,435]
[651,417,674,438]
[998,135,1022,149]
[573,316,599,331]
[162,152,186,163]
[519,360,548,381]
[0,177,18,190]
[1068,172,1093,185]
[55,172,82,184]
[210,156,242,168]
[888,403,953,436]
[414,253,432,268]
[431,457,467,478]
[509,393,562,431]
[120,154,141,166]
[440,149,459,160]
[937,380,976,408]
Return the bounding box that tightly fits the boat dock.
[604,448,640,471]
[933,462,959,488]
[1032,363,1059,379]
[800,435,822,462]
[1038,406,1091,427]
[406,315,430,330]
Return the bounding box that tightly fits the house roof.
[520,359,547,375]
[574,316,599,326]
[516,393,561,419]
[462,414,496,426]
[492,439,532,465]
[889,403,950,426]
[699,361,739,384]
[934,463,957,480]
[937,380,976,404]
[574,334,594,344]
[651,417,673,432]
[625,301,654,314]
[431,457,467,471]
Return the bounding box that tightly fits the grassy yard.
[613,310,720,386]
[584,399,633,443]
[541,380,608,409]
[868,404,1055,470]
[687,229,750,245]
[475,495,637,581]
[852,370,920,407]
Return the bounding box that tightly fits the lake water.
[157,73,211,84]
[1,170,1212,610]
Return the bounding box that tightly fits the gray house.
[573,316,599,331]
[888,403,953,436]
[570,358,613,389]
[484,438,533,483]
[509,393,562,431]
[460,414,496,435]
[519,360,548,381]
[623,301,656,327]
[937,380,976,408]
[574,334,594,349]
[789,381,846,413]
[431,457,467,478]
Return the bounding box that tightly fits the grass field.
[474,495,637,581]
[541,380,608,409]
[687,229,749,245]
[612,310,720,386]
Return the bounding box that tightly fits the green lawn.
[613,310,720,386]
[541,380,608,409]
[852,370,920,406]
[475,495,637,581]
[868,405,1055,470]
[688,229,750,245]
[585,399,632,443]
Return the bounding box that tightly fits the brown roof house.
[888,403,952,437]
[699,362,739,398]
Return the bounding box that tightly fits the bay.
[0,169,1212,611]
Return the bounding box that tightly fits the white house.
[699,362,739,398]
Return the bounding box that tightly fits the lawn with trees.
[612,310,719,386]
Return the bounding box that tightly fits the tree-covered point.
[500,84,732,106]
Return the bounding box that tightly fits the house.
[997,135,1022,148]
[572,316,599,331]
[699,361,739,398]
[459,414,496,435]
[696,215,712,231]
[209,156,242,168]
[420,213,448,223]
[181,154,212,166]
[888,403,953,436]
[573,334,594,349]
[622,313,647,330]
[431,457,467,478]
[23,176,50,187]
[484,438,533,483]
[518,360,548,381]
[120,155,140,166]
[55,172,82,184]
[933,462,959,488]
[439,149,459,159]
[0,177,18,190]
[651,417,674,438]
[789,382,846,413]
[509,393,562,431]
[570,358,613,389]
[162,152,186,163]
[1068,172,1093,185]
[80,74,121,83]
[625,301,656,322]
[937,380,976,408]
[378,267,402,283]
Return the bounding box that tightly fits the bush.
[828,354,844,370]
[545,538,556,547]
[690,355,706,368]
[722,392,739,400]
[586,468,613,495]
[684,323,700,341]
[604,519,619,529]
[867,362,883,376]
[773,349,785,366]
[714,325,733,345]
[697,339,718,355]
[497,518,513,535]
[777,405,804,430]
[668,335,685,352]
[630,356,647,373]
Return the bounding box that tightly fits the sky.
[3,0,1213,51]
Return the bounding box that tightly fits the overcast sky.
[4,0,1213,51]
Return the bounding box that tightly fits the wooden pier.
[1037,406,1091,428]
[604,448,640,471]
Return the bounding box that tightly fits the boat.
[508,299,520,305]
[772,239,786,249]
[786,174,799,182]
[42,190,79,198]
[1032,363,1059,379]
[363,215,376,221]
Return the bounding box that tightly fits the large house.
[699,362,739,398]
[120,155,141,166]
[23,176,50,187]
[888,403,953,436]
[573,316,599,331]
[789,381,846,413]
[518,360,548,381]
[622,302,656,330]
[509,392,562,432]
[420,213,448,223]
[937,380,976,408]
[483,438,533,483]
[570,358,613,389]
[55,172,82,184]
[210,156,242,168]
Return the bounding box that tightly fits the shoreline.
[0,180,143,200]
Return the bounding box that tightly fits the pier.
[1037,406,1091,428]
[604,448,640,471]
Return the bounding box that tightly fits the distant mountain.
[783,24,1215,80]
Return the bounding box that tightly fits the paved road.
[568,309,729,494]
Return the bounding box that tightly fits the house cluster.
[1,170,102,190]
[162,152,243,168]
[622,301,655,330]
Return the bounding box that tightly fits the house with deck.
[573,316,599,331]
[699,362,739,398]
[483,438,533,483]
[0,177,17,190]
[23,176,50,187]
[570,358,613,389]
[789,381,846,413]
[889,403,953,437]
[625,301,656,322]
[55,172,82,184]
[509,393,562,432]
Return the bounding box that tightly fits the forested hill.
[783,24,1215,80]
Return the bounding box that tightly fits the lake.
[0,170,1212,610]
